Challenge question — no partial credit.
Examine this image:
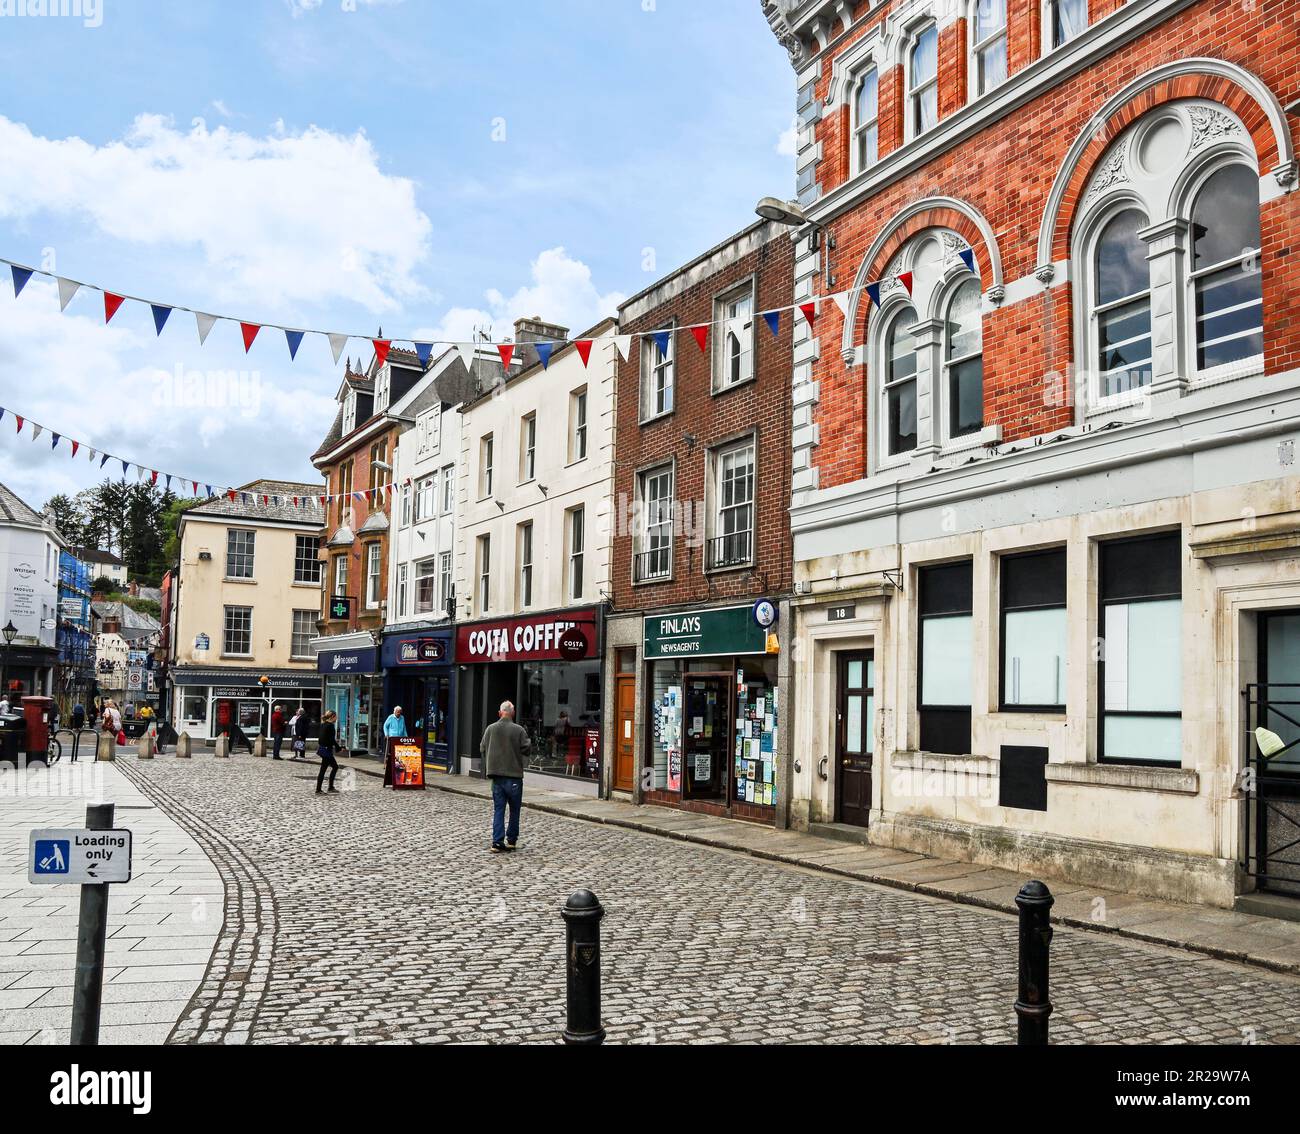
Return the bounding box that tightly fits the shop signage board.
[385,739,426,790]
[29,828,132,885]
[328,596,353,621]
[396,638,446,664]
[643,606,767,659]
[317,646,378,675]
[457,608,600,663]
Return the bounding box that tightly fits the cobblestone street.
[102,754,1300,1046]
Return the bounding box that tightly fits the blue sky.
[0,0,794,511]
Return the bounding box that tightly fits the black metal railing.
[633,548,671,583]
[706,531,752,571]
[1242,682,1300,896]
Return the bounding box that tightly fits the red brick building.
[604,221,795,824]
[763,0,1300,908]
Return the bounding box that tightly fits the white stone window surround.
[967,0,1009,102]
[828,28,888,180]
[903,17,940,143]
[867,229,1001,477]
[1041,0,1089,58]
[1070,100,1264,426]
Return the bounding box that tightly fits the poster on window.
[667,747,682,792]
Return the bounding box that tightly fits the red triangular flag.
[240,323,260,352]
[70,441,79,458]
[497,343,514,370]
[104,292,126,323]
[192,481,199,494]
[373,339,391,367]
[150,470,159,485]
[798,301,818,327]
[690,326,708,353]
[227,490,237,501]
[575,339,593,367]
[14,415,23,433]
[897,271,914,295]
[292,496,298,507]
[319,495,327,506]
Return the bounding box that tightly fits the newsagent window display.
[649,656,778,807]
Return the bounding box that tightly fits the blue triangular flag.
[165,474,172,490]
[415,342,433,367]
[0,409,5,425]
[285,329,304,360]
[866,282,882,309]
[100,453,110,467]
[205,484,213,497]
[534,341,554,370]
[11,266,33,297]
[51,433,59,449]
[762,311,780,338]
[151,304,172,335]
[120,459,128,476]
[652,330,670,358]
[957,248,975,273]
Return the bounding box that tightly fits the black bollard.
[71,801,114,1045]
[1014,880,1054,1045]
[561,889,605,1045]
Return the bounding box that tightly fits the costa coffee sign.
[457,608,599,663]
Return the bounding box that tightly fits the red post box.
[22,695,53,758]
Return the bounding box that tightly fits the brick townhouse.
[760,0,1300,909]
[605,220,796,824]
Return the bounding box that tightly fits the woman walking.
[288,707,308,760]
[316,710,340,794]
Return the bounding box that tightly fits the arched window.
[971,0,1007,97]
[884,308,919,455]
[908,24,938,137]
[1189,164,1263,372]
[944,279,983,437]
[854,67,879,172]
[1094,209,1152,398]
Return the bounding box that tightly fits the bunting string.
[0,402,390,512]
[0,245,978,367]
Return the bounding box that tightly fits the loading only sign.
[28,828,133,885]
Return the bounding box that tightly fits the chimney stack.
[513,315,570,345]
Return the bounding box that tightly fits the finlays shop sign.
[643,606,767,659]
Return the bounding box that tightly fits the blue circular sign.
[752,599,777,628]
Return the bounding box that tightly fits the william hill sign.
[643,606,767,659]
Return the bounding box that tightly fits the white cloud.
[776,115,799,158]
[415,247,624,344]
[0,114,432,314]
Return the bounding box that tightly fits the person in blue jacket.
[382,705,408,739]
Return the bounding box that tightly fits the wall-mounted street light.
[755,196,835,286]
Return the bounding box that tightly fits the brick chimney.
[513,316,569,345]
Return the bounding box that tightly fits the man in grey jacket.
[481,700,531,852]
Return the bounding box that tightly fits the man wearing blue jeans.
[480,700,530,853]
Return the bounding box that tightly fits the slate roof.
[184,479,325,525]
[0,483,46,527]
[92,601,162,632]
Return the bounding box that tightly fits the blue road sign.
[34,839,70,874]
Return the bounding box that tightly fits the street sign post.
[28,805,132,1045]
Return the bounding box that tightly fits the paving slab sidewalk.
[0,756,221,1044]
[338,758,1300,978]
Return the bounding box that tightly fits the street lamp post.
[1,620,17,708]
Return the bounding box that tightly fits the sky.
[0,0,795,512]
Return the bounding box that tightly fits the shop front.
[316,640,382,755]
[171,666,323,741]
[2,645,57,701]
[380,628,456,773]
[641,603,784,824]
[455,605,603,794]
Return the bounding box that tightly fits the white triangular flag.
[195,312,218,345]
[57,278,81,312]
[614,334,632,361]
[456,341,479,378]
[87,447,96,463]
[31,423,42,441]
[328,333,348,364]
[831,291,852,318]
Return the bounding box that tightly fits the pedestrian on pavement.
[0,694,9,716]
[288,707,308,759]
[316,710,340,794]
[480,700,530,853]
[71,703,85,730]
[270,703,286,760]
[382,705,408,739]
[102,700,123,743]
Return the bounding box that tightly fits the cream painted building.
[453,317,616,791]
[169,480,325,740]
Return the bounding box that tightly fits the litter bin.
[0,713,24,765]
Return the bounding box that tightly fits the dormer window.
[342,392,356,435]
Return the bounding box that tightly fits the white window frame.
[880,303,921,462]
[1043,0,1088,54]
[396,563,408,618]
[640,325,675,422]
[477,535,491,614]
[940,276,984,442]
[225,528,255,579]
[365,542,382,609]
[713,279,756,392]
[441,465,455,514]
[290,609,316,659]
[414,558,436,615]
[905,21,939,142]
[400,482,412,527]
[707,437,756,571]
[851,64,880,176]
[479,435,494,500]
[569,386,588,463]
[636,464,674,582]
[438,551,452,615]
[333,553,348,597]
[520,413,537,483]
[222,605,252,657]
[969,0,1008,99]
[293,535,321,584]
[568,506,585,601]
[518,521,534,608]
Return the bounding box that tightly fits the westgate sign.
[457,608,599,663]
